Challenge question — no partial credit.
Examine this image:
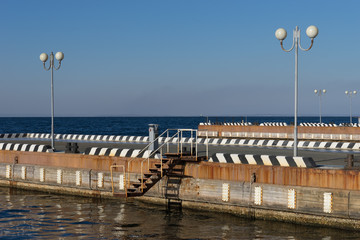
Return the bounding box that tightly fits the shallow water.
[0,187,359,239]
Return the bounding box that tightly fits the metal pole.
[50,52,55,150]
[319,93,322,124]
[190,130,193,155]
[166,130,169,153]
[180,130,183,156]
[350,95,352,124]
[294,27,299,157]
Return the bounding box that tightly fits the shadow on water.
[0,187,360,239]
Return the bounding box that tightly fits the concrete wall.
[1,150,360,230]
[198,125,360,141]
[145,177,360,230]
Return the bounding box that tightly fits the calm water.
[1,187,360,239]
[0,116,355,136]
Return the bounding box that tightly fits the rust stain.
[189,161,360,191]
[0,150,159,174]
[1,150,360,191]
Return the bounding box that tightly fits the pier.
[1,124,360,230]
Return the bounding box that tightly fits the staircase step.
[165,186,179,191]
[164,153,181,157]
[155,163,165,168]
[132,183,144,188]
[167,178,181,184]
[168,199,182,204]
[127,188,138,193]
[166,173,184,178]
[131,183,141,188]
[165,193,179,199]
[149,168,160,173]
[127,192,144,197]
[144,173,154,178]
[138,178,149,183]
[155,164,170,169]
[171,168,184,172]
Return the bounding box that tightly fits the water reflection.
[0,187,359,239]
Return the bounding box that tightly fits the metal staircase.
[117,129,205,199]
[164,154,186,210]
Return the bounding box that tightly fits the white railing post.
[191,130,193,156]
[167,130,169,153]
[180,130,183,156]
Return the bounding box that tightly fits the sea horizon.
[0,116,358,137]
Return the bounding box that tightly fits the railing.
[126,128,198,193]
[110,164,126,197]
[139,130,180,192]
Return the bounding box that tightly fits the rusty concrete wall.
[0,162,146,197]
[1,150,360,229]
[184,162,360,191]
[1,150,360,191]
[0,150,160,174]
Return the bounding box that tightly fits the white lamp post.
[314,89,326,124]
[275,25,319,156]
[345,90,357,124]
[40,52,64,150]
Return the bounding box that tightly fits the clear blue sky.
[1,0,359,117]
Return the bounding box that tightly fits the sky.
[1,0,360,117]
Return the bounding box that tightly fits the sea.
[0,116,360,239]
[0,116,356,136]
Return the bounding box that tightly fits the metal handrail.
[110,164,126,197]
[126,128,199,193]
[139,130,180,192]
[126,129,179,190]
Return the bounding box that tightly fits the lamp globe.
[306,25,319,38]
[40,53,48,62]
[275,28,287,40]
[55,52,64,61]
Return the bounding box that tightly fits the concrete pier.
[0,148,360,230]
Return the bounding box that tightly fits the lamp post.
[314,89,326,123]
[275,25,319,157]
[345,90,357,124]
[39,52,64,150]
